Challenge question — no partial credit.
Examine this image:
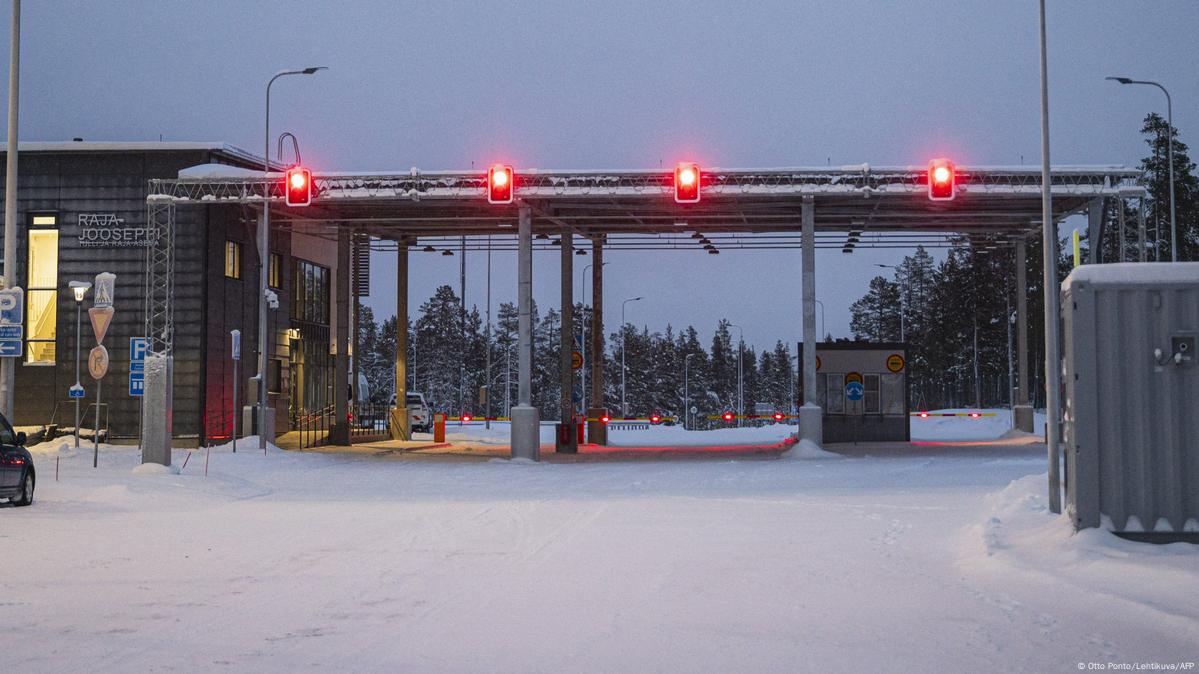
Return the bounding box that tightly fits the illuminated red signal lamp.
[927,159,956,201]
[600,414,611,424]
[968,412,981,419]
[488,164,514,204]
[772,412,784,422]
[462,413,473,422]
[649,414,662,424]
[674,162,701,204]
[285,167,312,207]
[919,411,930,418]
[722,411,735,422]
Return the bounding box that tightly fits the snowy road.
[3,436,1195,672]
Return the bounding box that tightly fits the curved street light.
[1107,76,1176,262]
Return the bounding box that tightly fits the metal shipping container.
[1062,262,1199,541]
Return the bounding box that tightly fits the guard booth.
[799,342,909,443]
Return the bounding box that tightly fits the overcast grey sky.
[4,1,1196,351]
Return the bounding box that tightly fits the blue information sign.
[129,337,148,397]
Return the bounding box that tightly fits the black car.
[0,413,34,506]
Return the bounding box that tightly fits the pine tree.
[1139,112,1198,261]
[850,276,901,341]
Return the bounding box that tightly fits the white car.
[390,392,431,434]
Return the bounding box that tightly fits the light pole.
[620,296,641,416]
[579,262,608,414]
[684,352,696,430]
[1107,77,1177,262]
[729,323,744,426]
[68,281,90,448]
[874,263,905,341]
[259,66,325,451]
[1039,0,1063,514]
[813,299,826,341]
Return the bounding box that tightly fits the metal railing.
[295,405,335,450]
[349,403,390,442]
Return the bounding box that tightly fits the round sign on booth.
[886,353,905,373]
[844,371,865,402]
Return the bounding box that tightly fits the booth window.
[25,214,59,364]
[292,259,330,325]
[825,373,845,414]
[224,240,242,279]
[268,253,281,289]
[864,374,880,414]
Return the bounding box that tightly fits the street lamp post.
[813,299,826,342]
[620,296,642,417]
[68,281,90,448]
[874,263,905,341]
[579,262,607,414]
[1107,77,1177,262]
[684,352,696,430]
[729,323,744,426]
[259,66,325,451]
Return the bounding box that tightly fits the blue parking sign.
[129,337,148,396]
[129,372,145,397]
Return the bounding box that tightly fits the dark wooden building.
[0,141,340,444]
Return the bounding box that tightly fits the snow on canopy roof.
[6,140,268,167]
[1064,262,1199,289]
[178,163,264,179]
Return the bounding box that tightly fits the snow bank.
[132,462,180,476]
[780,438,841,460]
[961,473,1199,640]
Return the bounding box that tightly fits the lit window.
[25,214,59,364]
[225,240,241,279]
[269,253,281,289]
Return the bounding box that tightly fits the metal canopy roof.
[149,165,1145,250]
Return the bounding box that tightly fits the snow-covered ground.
[4,421,1195,672]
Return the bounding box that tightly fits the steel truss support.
[141,196,176,465]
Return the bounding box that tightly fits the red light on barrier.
[919,411,930,418]
[674,162,700,204]
[286,167,312,207]
[650,414,662,424]
[773,412,784,422]
[722,411,734,422]
[927,159,956,201]
[969,412,980,418]
[488,164,514,204]
[462,413,473,422]
[600,415,611,424]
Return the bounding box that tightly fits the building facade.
[0,141,341,444]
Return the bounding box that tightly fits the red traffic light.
[722,411,734,422]
[649,414,662,424]
[674,162,700,204]
[772,412,784,422]
[488,164,514,204]
[600,415,611,424]
[927,159,955,201]
[285,167,312,207]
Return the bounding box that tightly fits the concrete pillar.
[329,228,351,446]
[557,228,577,452]
[390,239,409,440]
[587,238,607,445]
[510,204,540,460]
[1087,198,1104,265]
[1013,238,1034,432]
[797,196,822,445]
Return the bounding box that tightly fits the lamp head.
[301,67,328,75]
[69,280,91,303]
[1106,76,1133,84]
